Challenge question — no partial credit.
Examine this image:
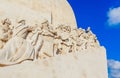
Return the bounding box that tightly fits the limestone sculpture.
[0,18,12,49]
[0,19,35,66]
[0,18,100,66]
[0,1,108,78]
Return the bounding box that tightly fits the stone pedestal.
[0,47,108,78]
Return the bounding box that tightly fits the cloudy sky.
[68,0,120,78]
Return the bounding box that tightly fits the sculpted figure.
[69,28,78,52]
[60,26,73,53]
[86,27,100,48]
[27,25,43,59]
[53,25,72,55]
[76,27,100,51]
[0,19,35,66]
[0,19,12,49]
[0,17,101,66]
[77,28,85,37]
[41,20,55,37]
[38,20,55,59]
[53,25,63,55]
[76,28,88,51]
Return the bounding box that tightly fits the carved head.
[41,20,49,30]
[18,20,26,25]
[64,26,71,33]
[2,18,11,27]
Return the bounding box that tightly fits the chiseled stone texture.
[0,0,77,28]
[0,0,108,78]
[0,47,108,78]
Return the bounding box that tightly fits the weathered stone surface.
[0,18,108,78]
[0,18,100,65]
[0,0,77,28]
[0,47,108,78]
[0,0,108,78]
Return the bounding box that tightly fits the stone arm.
[61,42,70,47]
[42,29,55,37]
[27,26,36,32]
[54,32,61,39]
[69,35,77,41]
[61,38,72,47]
[48,29,56,35]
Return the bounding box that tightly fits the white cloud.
[108,59,120,78]
[107,7,120,26]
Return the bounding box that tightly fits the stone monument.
[0,0,108,78]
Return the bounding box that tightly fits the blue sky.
[68,0,120,78]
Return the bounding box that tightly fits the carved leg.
[0,41,4,49]
[53,44,58,56]
[34,40,44,60]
